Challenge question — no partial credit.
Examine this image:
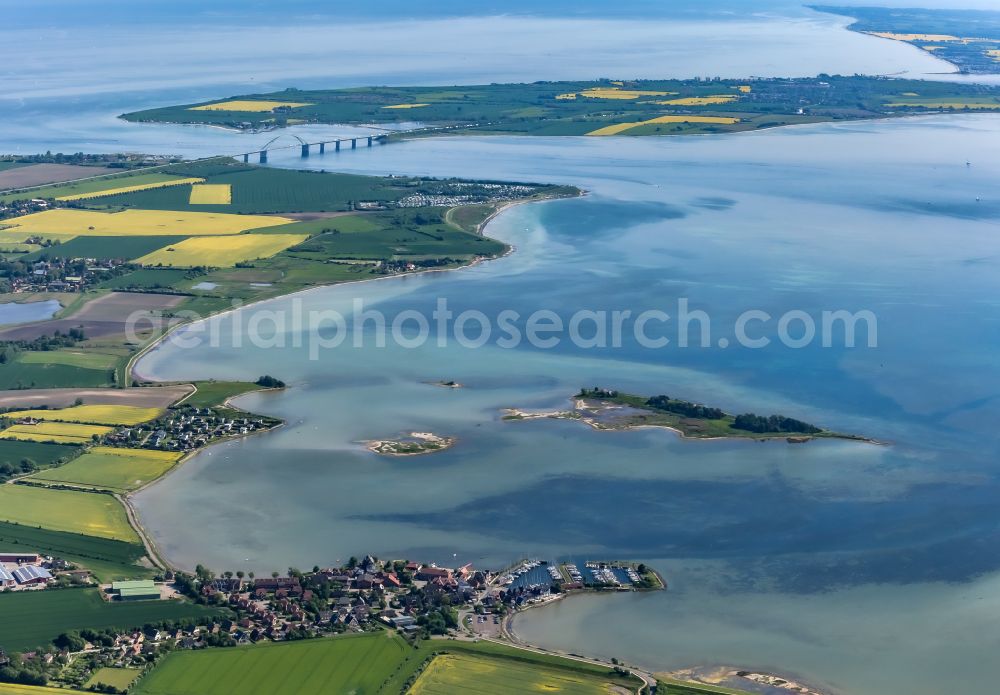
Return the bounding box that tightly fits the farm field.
[5,404,164,425]
[0,208,292,237]
[0,485,138,541]
[0,358,115,389]
[1,421,113,444]
[588,115,740,135]
[279,208,505,261]
[189,99,312,111]
[179,381,264,408]
[0,684,89,695]
[23,235,190,263]
[18,350,120,370]
[0,520,151,582]
[97,267,194,290]
[409,652,627,695]
[0,385,192,409]
[0,164,118,198]
[0,588,223,653]
[0,170,174,204]
[133,633,407,695]
[56,176,204,201]
[136,233,309,267]
[85,668,143,691]
[0,439,79,468]
[189,183,231,204]
[28,447,183,492]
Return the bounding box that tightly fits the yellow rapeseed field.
[867,32,960,42]
[56,178,204,201]
[189,100,312,112]
[136,233,309,267]
[737,85,752,93]
[0,485,138,541]
[579,88,677,100]
[382,103,430,109]
[656,95,738,106]
[5,404,163,426]
[3,209,292,237]
[988,49,1000,61]
[555,93,578,100]
[587,115,739,136]
[189,184,232,205]
[87,447,181,463]
[1,422,113,444]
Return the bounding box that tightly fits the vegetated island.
[120,75,1000,137]
[504,387,876,443]
[365,431,456,456]
[813,5,1000,75]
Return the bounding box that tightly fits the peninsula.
[120,75,1000,137]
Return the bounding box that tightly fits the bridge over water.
[237,132,391,164]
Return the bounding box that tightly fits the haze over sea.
[4,2,1000,693]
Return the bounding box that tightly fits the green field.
[0,356,116,389]
[97,267,195,290]
[0,485,139,542]
[0,520,152,581]
[22,235,188,262]
[0,439,80,468]
[0,588,224,653]
[178,381,264,408]
[278,208,505,261]
[134,635,643,695]
[133,633,408,695]
[18,349,120,370]
[410,652,629,694]
[28,447,182,492]
[85,668,142,691]
[445,203,496,233]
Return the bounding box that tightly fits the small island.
[504,387,876,443]
[365,431,456,456]
[430,379,463,389]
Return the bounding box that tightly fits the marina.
[499,559,661,592]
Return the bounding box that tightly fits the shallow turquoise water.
[131,116,1000,694]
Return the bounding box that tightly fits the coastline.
[124,188,580,570]
[505,594,834,695]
